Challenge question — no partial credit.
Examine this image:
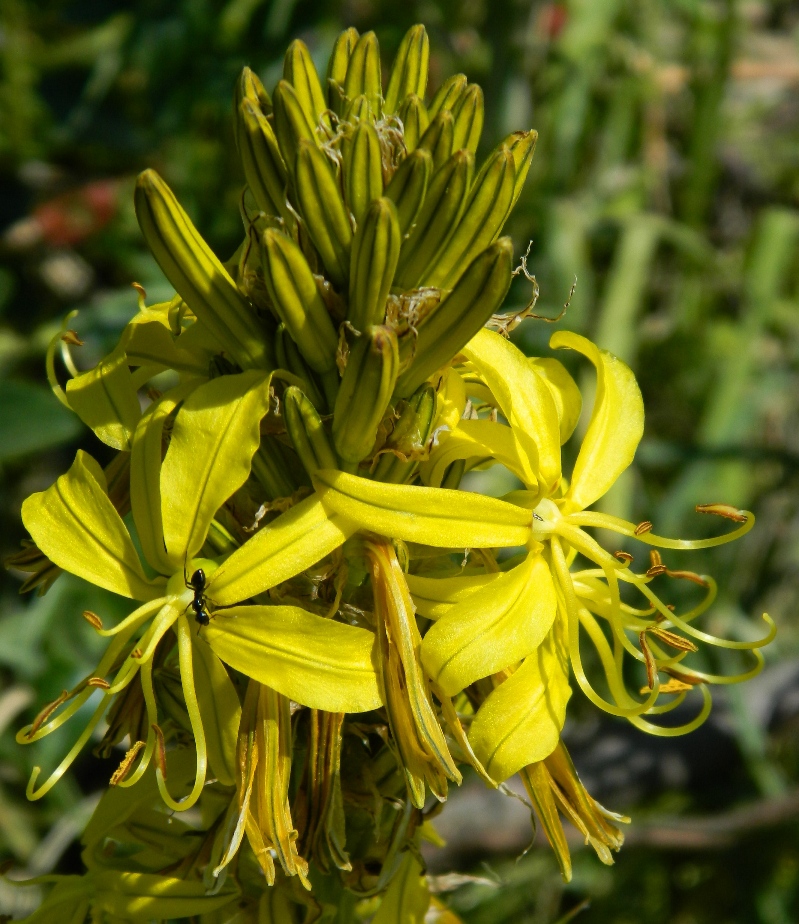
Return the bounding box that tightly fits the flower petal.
[313,469,532,548]
[421,419,531,489]
[65,343,143,451]
[205,606,382,713]
[130,383,198,574]
[92,870,238,920]
[161,371,271,565]
[551,331,644,513]
[191,637,241,787]
[529,357,582,445]
[22,450,160,601]
[462,328,561,493]
[209,494,356,606]
[421,552,557,695]
[468,624,571,782]
[406,571,503,619]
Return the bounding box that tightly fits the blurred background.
[0,0,798,921]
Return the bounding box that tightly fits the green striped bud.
[295,139,353,290]
[327,27,359,113]
[333,326,399,464]
[349,198,401,331]
[385,148,431,237]
[275,324,327,411]
[343,93,374,126]
[451,84,484,153]
[427,74,467,119]
[233,66,271,149]
[394,149,474,290]
[283,386,338,475]
[424,146,515,289]
[508,129,538,207]
[384,25,430,114]
[272,79,318,180]
[134,169,272,371]
[261,228,338,373]
[372,384,435,483]
[344,31,382,119]
[397,94,429,152]
[283,39,328,132]
[395,237,514,397]
[238,99,288,218]
[417,110,454,173]
[344,120,383,226]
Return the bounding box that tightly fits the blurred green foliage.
[1,0,798,921]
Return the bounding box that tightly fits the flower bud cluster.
[8,25,771,921]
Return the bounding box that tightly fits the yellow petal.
[191,637,241,787]
[209,495,356,606]
[468,626,571,782]
[123,318,209,377]
[529,357,582,444]
[21,450,160,601]
[434,367,467,431]
[406,571,503,619]
[421,419,531,488]
[421,553,557,696]
[130,383,198,574]
[205,606,382,712]
[161,371,271,564]
[65,343,142,450]
[551,331,644,513]
[313,469,532,548]
[462,328,561,493]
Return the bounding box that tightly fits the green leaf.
[0,379,81,460]
[372,851,430,924]
[205,605,382,713]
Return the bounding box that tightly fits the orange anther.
[695,503,747,523]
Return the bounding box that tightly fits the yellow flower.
[19,371,381,810]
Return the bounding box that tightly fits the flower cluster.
[9,25,772,922]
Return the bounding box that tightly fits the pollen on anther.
[614,551,633,563]
[82,610,103,630]
[87,677,110,689]
[696,503,747,523]
[634,520,653,536]
[110,740,146,786]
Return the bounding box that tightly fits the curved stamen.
[629,685,713,737]
[26,693,111,800]
[154,614,208,812]
[555,522,642,663]
[564,509,754,550]
[93,596,167,638]
[18,626,138,743]
[551,536,660,718]
[625,573,775,650]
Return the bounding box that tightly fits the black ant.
[184,565,210,628]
